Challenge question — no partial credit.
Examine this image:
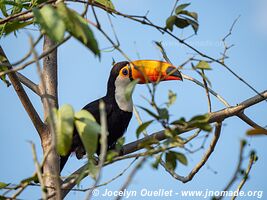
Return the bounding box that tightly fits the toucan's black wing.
[82,97,113,123]
[60,97,113,171]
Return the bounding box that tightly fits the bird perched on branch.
[60,60,183,171]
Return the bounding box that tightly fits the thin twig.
[170,0,179,16]
[0,0,56,24]
[215,140,246,200]
[115,157,146,200]
[133,105,148,136]
[182,73,230,107]
[1,0,263,99]
[66,158,138,193]
[60,88,267,195]
[9,34,43,67]
[80,3,265,128]
[30,142,47,200]
[221,15,241,63]
[10,182,29,200]
[237,112,264,129]
[183,129,202,144]
[85,101,108,199]
[231,151,256,200]
[201,69,212,112]
[88,6,263,100]
[160,122,222,183]
[16,72,41,95]
[0,36,71,77]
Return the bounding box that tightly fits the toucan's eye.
[122,68,128,76]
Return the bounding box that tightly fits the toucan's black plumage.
[60,60,182,171]
[60,62,132,171]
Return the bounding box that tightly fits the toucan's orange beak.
[129,60,183,84]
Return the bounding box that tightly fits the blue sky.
[1,0,267,199]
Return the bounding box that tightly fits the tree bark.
[40,36,61,200]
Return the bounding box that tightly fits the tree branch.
[237,112,264,129]
[61,91,267,197]
[122,90,267,156]
[115,157,146,200]
[40,36,59,119]
[215,140,246,200]
[159,122,222,183]
[0,36,71,77]
[0,0,56,24]
[36,35,60,200]
[16,72,41,95]
[209,90,267,123]
[231,152,256,200]
[182,73,264,129]
[0,46,45,136]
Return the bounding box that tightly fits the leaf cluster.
[33,3,99,56]
[165,3,199,34]
[53,105,101,161]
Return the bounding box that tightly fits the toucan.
[60,60,183,171]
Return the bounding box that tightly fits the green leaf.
[175,152,188,165]
[138,106,159,120]
[165,15,177,31]
[125,79,139,101]
[106,150,119,162]
[74,110,101,156]
[164,129,175,138]
[87,159,98,180]
[136,120,153,138]
[190,114,210,123]
[195,61,212,70]
[33,0,47,6]
[11,0,23,15]
[175,3,190,15]
[174,17,190,29]
[0,55,11,87]
[0,20,33,37]
[57,2,99,56]
[171,117,187,126]
[185,17,199,34]
[151,153,162,169]
[158,108,169,120]
[175,3,199,33]
[167,90,176,107]
[33,5,65,42]
[165,151,177,171]
[0,66,10,87]
[169,136,184,147]
[188,114,212,132]
[21,175,38,184]
[247,128,267,136]
[55,104,75,156]
[198,68,212,87]
[115,137,125,150]
[138,137,159,149]
[179,10,198,21]
[0,182,9,189]
[0,2,8,17]
[198,123,212,132]
[94,0,115,10]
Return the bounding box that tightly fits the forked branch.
[0,46,45,136]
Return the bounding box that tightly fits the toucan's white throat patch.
[115,76,133,112]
